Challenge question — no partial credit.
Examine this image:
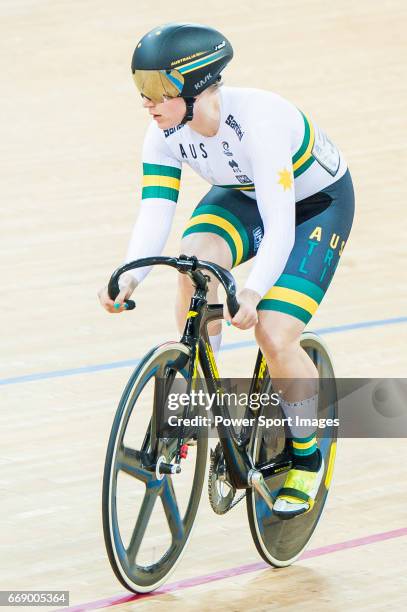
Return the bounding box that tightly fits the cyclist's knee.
[255,317,301,360]
[180,233,233,270]
[255,326,286,359]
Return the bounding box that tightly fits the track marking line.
[57,526,407,611]
[2,316,407,386]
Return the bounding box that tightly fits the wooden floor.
[1,0,407,610]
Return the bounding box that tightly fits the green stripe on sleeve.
[143,163,181,179]
[142,186,179,202]
[294,156,315,178]
[292,112,310,165]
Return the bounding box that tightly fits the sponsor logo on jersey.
[194,73,212,91]
[236,174,252,184]
[253,226,263,252]
[222,141,234,156]
[229,159,242,173]
[225,114,245,141]
[164,124,185,138]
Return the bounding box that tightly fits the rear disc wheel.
[246,332,338,566]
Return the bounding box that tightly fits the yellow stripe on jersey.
[262,286,319,316]
[184,213,244,265]
[142,175,181,190]
[292,118,315,174]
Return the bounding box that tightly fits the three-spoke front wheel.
[102,342,208,593]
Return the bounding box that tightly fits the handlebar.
[107,255,240,318]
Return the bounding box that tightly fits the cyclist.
[98,23,355,518]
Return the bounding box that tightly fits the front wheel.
[102,342,208,592]
[246,332,338,567]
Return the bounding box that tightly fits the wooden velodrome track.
[2,0,407,610]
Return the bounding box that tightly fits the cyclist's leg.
[255,311,326,515]
[254,170,355,514]
[255,168,355,389]
[255,310,321,465]
[256,309,319,409]
[177,186,264,351]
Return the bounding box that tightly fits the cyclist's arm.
[243,118,295,300]
[121,123,182,288]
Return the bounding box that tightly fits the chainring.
[208,442,244,514]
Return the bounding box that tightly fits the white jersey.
[125,86,347,297]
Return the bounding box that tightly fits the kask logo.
[194,73,212,91]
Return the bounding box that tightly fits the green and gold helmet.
[131,23,233,121]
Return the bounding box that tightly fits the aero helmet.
[131,23,233,123]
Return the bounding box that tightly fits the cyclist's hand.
[226,288,260,330]
[98,274,138,313]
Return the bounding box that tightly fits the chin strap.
[180,97,196,124]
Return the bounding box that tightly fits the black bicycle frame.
[108,254,292,490]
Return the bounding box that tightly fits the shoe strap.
[277,487,310,504]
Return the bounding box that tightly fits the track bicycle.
[102,254,338,593]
